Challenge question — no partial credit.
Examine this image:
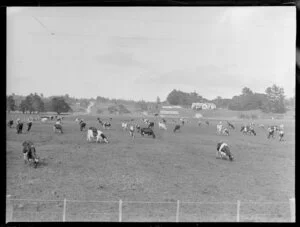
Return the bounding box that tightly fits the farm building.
[191,102,216,110]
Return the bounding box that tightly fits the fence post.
[63,198,67,222]
[176,200,180,222]
[6,195,13,223]
[119,199,122,222]
[236,200,240,222]
[289,198,295,222]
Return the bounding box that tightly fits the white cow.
[41,118,48,123]
[87,129,108,143]
[158,122,167,130]
[121,122,128,130]
[129,125,135,138]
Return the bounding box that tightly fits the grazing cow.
[216,142,234,161]
[140,128,156,138]
[27,121,33,132]
[8,120,13,128]
[162,118,167,124]
[158,122,167,130]
[16,122,23,134]
[87,127,109,143]
[22,141,39,168]
[241,126,256,136]
[122,122,128,130]
[79,120,86,131]
[53,123,63,133]
[173,124,181,133]
[278,129,284,141]
[227,121,235,130]
[98,118,111,129]
[148,122,154,129]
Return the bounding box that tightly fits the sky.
[7,7,296,102]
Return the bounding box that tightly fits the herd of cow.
[7,114,286,168]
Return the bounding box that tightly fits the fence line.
[6,197,295,222]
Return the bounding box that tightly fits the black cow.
[16,122,23,134]
[22,140,39,168]
[162,118,167,124]
[173,124,181,133]
[140,128,156,138]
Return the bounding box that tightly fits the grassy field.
[6,113,295,222]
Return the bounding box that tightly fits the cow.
[162,118,167,124]
[27,121,33,132]
[16,122,23,134]
[53,123,63,133]
[7,120,13,128]
[241,125,256,136]
[121,122,128,130]
[41,117,48,123]
[87,127,109,143]
[143,118,149,124]
[148,122,154,129]
[158,122,167,130]
[198,121,202,127]
[140,128,156,138]
[22,140,39,168]
[227,121,235,130]
[97,118,111,129]
[173,124,181,133]
[216,142,234,161]
[75,118,81,122]
[135,124,141,133]
[79,120,86,131]
[180,118,185,125]
[222,128,230,136]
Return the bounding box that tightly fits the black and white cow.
[278,129,284,141]
[267,126,278,139]
[97,118,111,129]
[140,128,156,138]
[22,140,39,168]
[173,124,181,133]
[241,125,256,136]
[87,127,109,143]
[216,142,234,161]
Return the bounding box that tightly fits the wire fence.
[6,196,295,222]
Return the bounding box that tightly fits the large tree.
[51,97,72,114]
[6,95,16,112]
[264,84,286,113]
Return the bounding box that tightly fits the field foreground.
[6,113,295,222]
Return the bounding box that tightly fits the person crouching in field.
[27,119,33,132]
[216,141,234,161]
[129,125,135,139]
[16,119,23,134]
[22,140,39,168]
[278,129,284,141]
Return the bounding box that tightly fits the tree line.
[6,93,72,115]
[166,84,293,113]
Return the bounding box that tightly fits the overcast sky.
[7,7,295,102]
